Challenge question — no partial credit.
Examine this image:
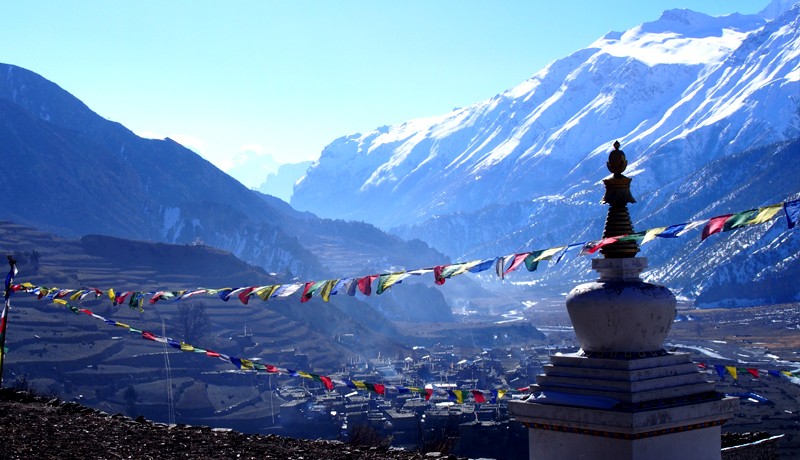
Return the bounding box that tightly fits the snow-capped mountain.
[292,3,800,306]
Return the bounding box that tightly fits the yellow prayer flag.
[298,371,313,379]
[781,371,793,377]
[180,343,194,352]
[53,299,67,306]
[256,285,280,301]
[115,322,130,329]
[642,226,668,244]
[453,390,464,404]
[497,390,507,400]
[747,204,782,225]
[533,246,567,262]
[69,290,84,301]
[108,288,115,301]
[320,280,337,302]
[725,366,738,380]
[353,380,367,389]
[240,359,255,370]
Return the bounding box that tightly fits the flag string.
[10,198,799,308]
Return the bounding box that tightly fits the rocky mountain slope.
[0,64,446,282]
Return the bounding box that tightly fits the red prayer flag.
[433,266,446,285]
[320,375,335,391]
[141,331,157,341]
[471,390,486,403]
[747,368,760,378]
[589,237,619,254]
[205,350,220,358]
[504,253,530,275]
[300,282,315,303]
[374,383,385,395]
[238,287,256,305]
[701,215,732,240]
[357,275,378,296]
[424,389,433,401]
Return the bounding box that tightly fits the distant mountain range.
[0,63,448,283]
[292,3,800,306]
[257,161,313,203]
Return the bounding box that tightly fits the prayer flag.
[784,199,800,229]
[424,389,433,401]
[331,278,353,296]
[255,285,279,301]
[357,275,379,296]
[746,368,759,378]
[471,390,486,403]
[320,279,337,302]
[374,383,386,395]
[142,331,157,341]
[275,283,303,298]
[768,370,780,377]
[319,375,334,391]
[467,258,496,274]
[346,278,359,296]
[504,253,530,275]
[747,204,782,225]
[180,343,194,352]
[217,288,234,301]
[714,364,727,380]
[702,215,732,240]
[300,281,321,303]
[434,265,447,285]
[722,209,760,231]
[725,365,738,380]
[495,254,513,279]
[642,227,668,244]
[377,272,409,294]
[237,287,256,305]
[617,231,646,244]
[556,244,581,264]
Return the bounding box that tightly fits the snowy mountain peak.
[589,10,765,66]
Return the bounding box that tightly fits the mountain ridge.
[292,4,800,307]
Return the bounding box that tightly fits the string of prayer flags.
[702,363,797,382]
[46,297,533,404]
[11,198,799,309]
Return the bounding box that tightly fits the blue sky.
[1,1,767,187]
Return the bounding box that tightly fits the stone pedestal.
[509,258,738,459]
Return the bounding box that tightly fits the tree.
[175,301,209,343]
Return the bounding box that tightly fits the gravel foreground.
[0,389,465,460]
